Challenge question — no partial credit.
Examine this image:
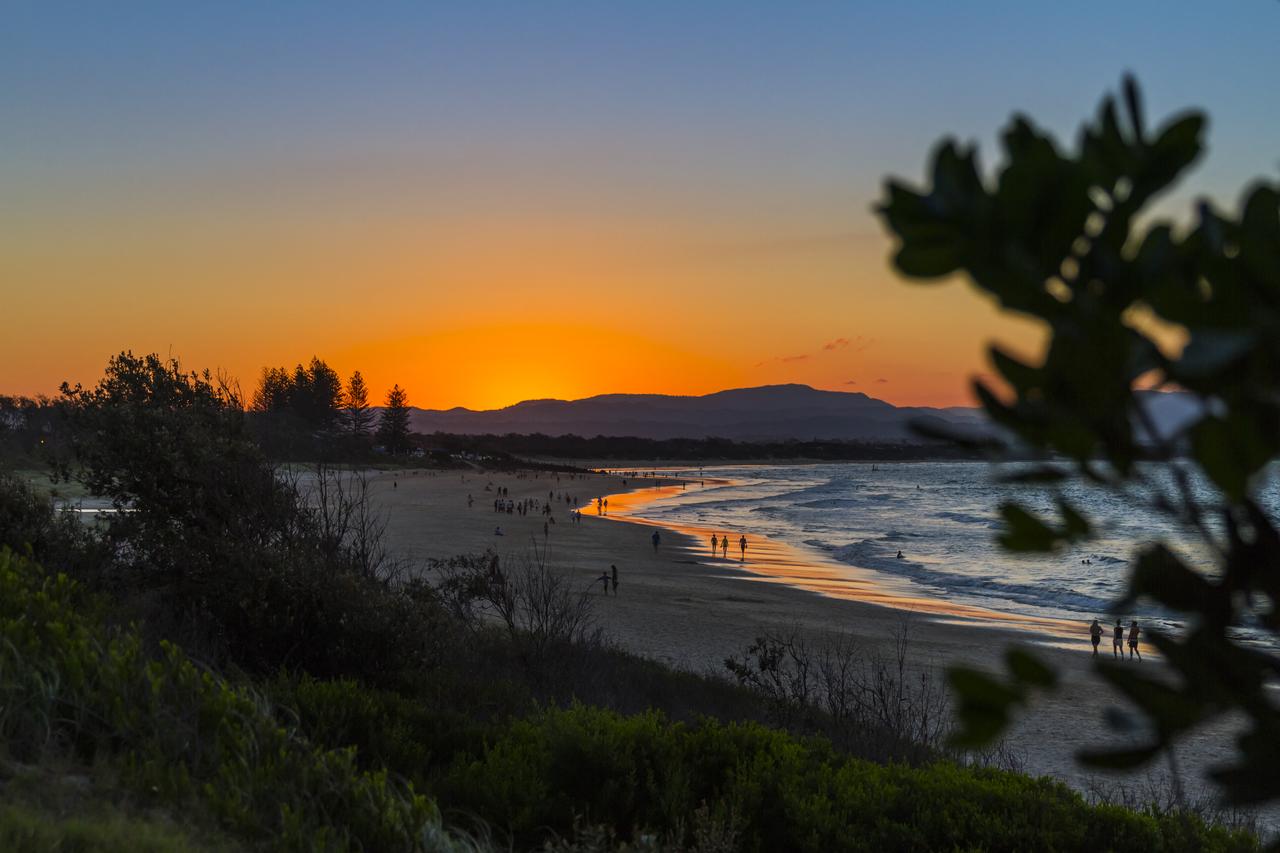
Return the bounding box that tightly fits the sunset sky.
[4,3,1278,410]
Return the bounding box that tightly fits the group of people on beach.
[708,533,749,561]
[1090,618,1142,659]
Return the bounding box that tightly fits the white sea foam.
[621,460,1280,642]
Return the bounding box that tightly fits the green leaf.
[990,346,1040,394]
[1122,74,1145,141]
[1124,543,1214,613]
[894,233,963,278]
[994,465,1068,485]
[1006,648,1057,689]
[1175,331,1255,380]
[1139,113,1205,197]
[1191,413,1270,502]
[947,667,1024,748]
[1078,743,1162,770]
[1238,184,1280,287]
[1057,498,1090,539]
[997,502,1057,552]
[1094,661,1206,735]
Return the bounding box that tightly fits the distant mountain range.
[407,383,1207,444]
[409,384,989,442]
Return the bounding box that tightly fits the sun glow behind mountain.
[3,4,1276,408]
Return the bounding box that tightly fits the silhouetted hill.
[408,384,989,442]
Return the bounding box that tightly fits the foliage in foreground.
[0,549,471,853]
[0,800,227,853]
[269,677,1256,852]
[880,76,1280,800]
[442,704,1253,852]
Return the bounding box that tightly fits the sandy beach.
[374,465,1257,827]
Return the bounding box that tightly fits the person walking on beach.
[739,535,748,561]
[598,571,611,595]
[611,564,618,595]
[1113,620,1124,657]
[651,530,661,553]
[721,536,729,558]
[1089,619,1103,656]
[1128,620,1142,660]
[710,534,718,555]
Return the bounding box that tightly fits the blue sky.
[3,2,1277,406]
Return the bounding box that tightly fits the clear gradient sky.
[4,3,1278,409]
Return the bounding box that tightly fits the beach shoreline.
[372,463,1266,831]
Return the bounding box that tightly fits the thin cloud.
[876,378,888,384]
[843,380,857,386]
[759,334,873,368]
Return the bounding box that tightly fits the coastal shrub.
[0,548,473,852]
[0,470,108,580]
[40,353,464,686]
[438,704,1257,852]
[434,552,601,667]
[0,801,230,853]
[724,623,949,764]
[879,77,1280,801]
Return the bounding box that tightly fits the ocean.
[613,461,1280,644]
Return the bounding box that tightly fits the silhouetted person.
[710,534,718,555]
[651,530,661,552]
[611,564,618,595]
[739,535,747,561]
[1128,621,1142,660]
[598,572,611,595]
[721,537,729,558]
[896,550,904,559]
[1112,620,1124,657]
[1089,619,1103,656]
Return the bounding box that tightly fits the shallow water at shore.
[597,461,1280,648]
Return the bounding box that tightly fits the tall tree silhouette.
[296,357,343,429]
[250,367,291,413]
[250,358,343,430]
[344,371,373,437]
[376,384,411,454]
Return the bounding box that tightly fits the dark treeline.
[0,394,68,464]
[2,356,419,467]
[423,431,988,462]
[248,356,414,459]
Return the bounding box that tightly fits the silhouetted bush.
[0,471,109,580]
[434,704,1255,852]
[0,549,474,852]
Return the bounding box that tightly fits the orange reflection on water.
[596,479,1089,646]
